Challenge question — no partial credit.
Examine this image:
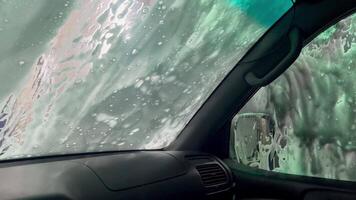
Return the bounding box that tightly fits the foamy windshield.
[0,0,291,159]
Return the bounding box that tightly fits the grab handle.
[245,27,303,87]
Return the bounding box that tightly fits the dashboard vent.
[196,163,228,187]
[185,155,214,162]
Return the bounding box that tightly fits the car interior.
[0,0,355,199]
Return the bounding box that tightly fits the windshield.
[0,0,292,160]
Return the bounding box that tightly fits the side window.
[230,13,356,181]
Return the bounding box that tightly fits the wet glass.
[0,0,291,159]
[237,13,356,182]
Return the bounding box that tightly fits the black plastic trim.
[167,0,356,154]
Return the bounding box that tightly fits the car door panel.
[229,164,356,200]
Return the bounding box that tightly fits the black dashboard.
[0,151,234,200]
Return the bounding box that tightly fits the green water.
[239,13,356,181]
[230,0,292,26]
[0,0,291,159]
